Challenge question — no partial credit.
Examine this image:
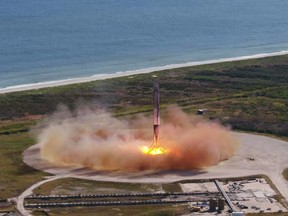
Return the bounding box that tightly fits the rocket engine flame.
[36,105,239,171]
[141,146,166,155]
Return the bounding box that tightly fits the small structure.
[209,199,216,212]
[231,212,245,216]
[197,109,205,115]
[218,198,225,211]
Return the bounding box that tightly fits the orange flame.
[141,146,167,155]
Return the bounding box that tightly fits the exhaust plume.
[37,105,238,171]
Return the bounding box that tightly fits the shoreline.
[1,50,288,94]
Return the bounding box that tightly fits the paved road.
[16,175,68,216]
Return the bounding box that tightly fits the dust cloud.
[37,105,239,171]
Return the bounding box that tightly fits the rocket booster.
[142,81,165,155]
[153,82,160,147]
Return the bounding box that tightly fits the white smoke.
[37,105,239,171]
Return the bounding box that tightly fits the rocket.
[141,81,165,155]
[153,82,160,147]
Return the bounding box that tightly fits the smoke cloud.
[37,105,239,171]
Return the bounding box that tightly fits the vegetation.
[0,203,16,214]
[0,121,45,199]
[32,205,189,216]
[283,168,288,182]
[1,54,288,137]
[32,177,181,196]
[33,177,181,196]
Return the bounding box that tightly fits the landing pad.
[23,132,288,195]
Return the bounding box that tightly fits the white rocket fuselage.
[153,82,160,147]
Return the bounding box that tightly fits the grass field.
[0,120,45,199]
[32,177,181,196]
[283,168,288,182]
[0,55,288,215]
[31,204,189,216]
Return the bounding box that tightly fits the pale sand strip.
[1,50,288,94]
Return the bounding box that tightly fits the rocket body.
[142,81,166,155]
[153,82,160,147]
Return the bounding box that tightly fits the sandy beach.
[1,50,288,94]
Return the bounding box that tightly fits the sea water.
[1,0,288,89]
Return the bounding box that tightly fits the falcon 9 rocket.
[153,82,160,147]
[141,82,166,155]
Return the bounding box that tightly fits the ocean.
[1,0,288,90]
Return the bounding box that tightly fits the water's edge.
[1,50,287,94]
